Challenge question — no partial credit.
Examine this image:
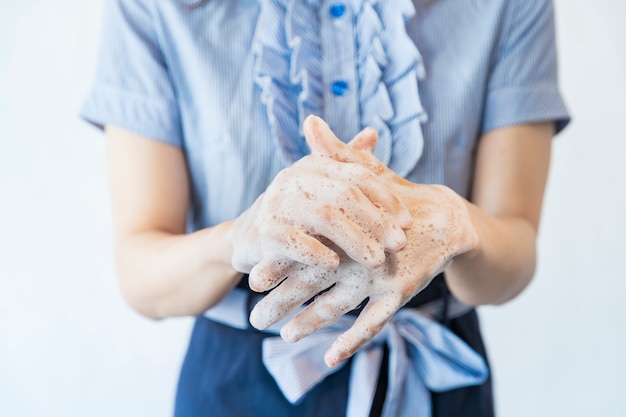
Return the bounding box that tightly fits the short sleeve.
[80,0,182,146]
[482,0,570,135]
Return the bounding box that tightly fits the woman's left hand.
[249,116,480,367]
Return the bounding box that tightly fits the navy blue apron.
[174,274,494,417]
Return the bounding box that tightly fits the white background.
[1,1,624,416]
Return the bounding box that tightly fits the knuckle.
[315,302,337,320]
[314,204,335,222]
[345,162,371,181]
[295,272,324,294]
[345,185,365,204]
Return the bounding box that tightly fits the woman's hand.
[228,128,413,293]
[249,116,479,367]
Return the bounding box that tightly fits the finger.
[248,256,297,293]
[305,173,412,254]
[265,164,404,253]
[348,127,378,153]
[309,204,386,268]
[324,298,399,367]
[303,115,349,157]
[355,184,412,239]
[280,268,371,342]
[300,123,412,234]
[249,266,337,330]
[294,162,411,248]
[298,158,412,229]
[303,115,382,174]
[327,162,412,232]
[274,226,340,270]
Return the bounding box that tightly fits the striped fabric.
[205,288,488,417]
[80,1,569,415]
[252,0,427,177]
[81,0,570,232]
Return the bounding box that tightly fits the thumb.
[303,115,347,157]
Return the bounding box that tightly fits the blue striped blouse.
[81,0,570,234]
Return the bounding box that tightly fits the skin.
[105,124,410,318]
[228,151,413,289]
[250,116,552,366]
[105,115,553,364]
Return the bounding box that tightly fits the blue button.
[331,80,349,96]
[329,3,346,19]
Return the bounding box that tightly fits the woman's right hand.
[228,135,412,293]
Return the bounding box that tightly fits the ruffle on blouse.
[252,0,427,177]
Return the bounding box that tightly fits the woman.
[81,0,570,415]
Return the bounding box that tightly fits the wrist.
[183,221,240,291]
[202,220,237,272]
[402,183,481,260]
[454,200,482,260]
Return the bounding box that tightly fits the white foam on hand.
[249,116,479,367]
[228,118,412,294]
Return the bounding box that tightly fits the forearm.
[115,220,242,319]
[445,202,538,306]
[444,123,553,307]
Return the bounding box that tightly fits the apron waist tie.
[204,287,489,417]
